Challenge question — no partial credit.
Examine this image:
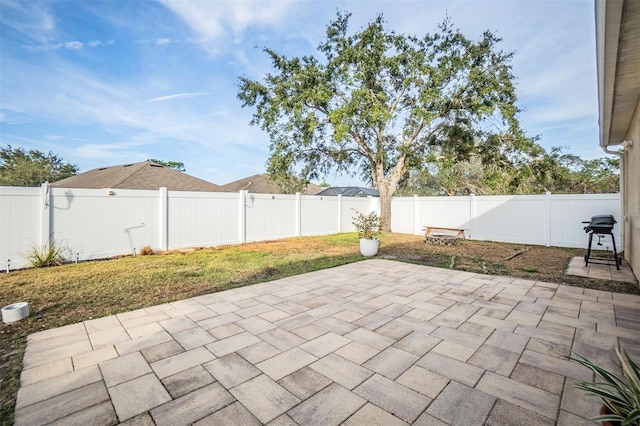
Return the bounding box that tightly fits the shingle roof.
[315,186,380,197]
[50,161,231,192]
[221,173,323,195]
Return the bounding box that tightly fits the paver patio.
[13,259,640,425]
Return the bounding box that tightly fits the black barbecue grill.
[582,214,620,269]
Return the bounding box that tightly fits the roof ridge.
[110,161,151,188]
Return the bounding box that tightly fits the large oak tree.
[238,12,531,230]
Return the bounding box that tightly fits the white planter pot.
[2,302,29,323]
[359,238,380,257]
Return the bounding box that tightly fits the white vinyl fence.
[0,184,620,270]
[0,184,374,270]
[391,192,621,249]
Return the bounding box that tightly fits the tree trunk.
[378,184,393,232]
[373,157,405,233]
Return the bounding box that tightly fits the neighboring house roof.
[596,0,640,147]
[222,173,323,195]
[316,186,380,197]
[50,161,231,192]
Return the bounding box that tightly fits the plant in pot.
[572,347,640,425]
[352,210,385,256]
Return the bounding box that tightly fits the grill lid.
[583,214,616,234]
[588,215,616,226]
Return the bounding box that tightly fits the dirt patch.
[377,236,638,295]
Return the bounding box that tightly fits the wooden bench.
[424,227,467,240]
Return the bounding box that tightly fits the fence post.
[469,193,476,239]
[545,191,551,247]
[40,182,51,248]
[159,187,168,251]
[337,194,342,232]
[413,195,419,235]
[295,192,302,237]
[239,190,247,243]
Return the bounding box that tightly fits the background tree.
[238,12,535,230]
[398,146,620,196]
[148,159,186,172]
[0,145,78,186]
[269,173,309,194]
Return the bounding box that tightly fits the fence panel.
[341,197,373,233]
[168,191,239,249]
[245,193,297,242]
[390,197,414,234]
[549,194,621,248]
[50,188,159,261]
[415,196,472,235]
[301,195,339,236]
[473,195,547,245]
[0,187,42,270]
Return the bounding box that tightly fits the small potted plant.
[572,347,640,425]
[352,210,385,256]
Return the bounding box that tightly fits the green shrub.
[25,242,66,267]
[572,347,640,425]
[352,210,386,239]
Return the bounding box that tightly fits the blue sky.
[1,0,600,187]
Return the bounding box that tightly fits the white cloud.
[0,0,57,40]
[159,0,298,52]
[155,38,172,45]
[88,39,114,47]
[25,38,115,52]
[72,143,147,163]
[147,92,208,103]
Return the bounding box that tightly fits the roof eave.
[596,0,623,147]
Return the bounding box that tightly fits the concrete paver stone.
[203,352,261,389]
[476,371,560,420]
[193,402,260,426]
[310,353,373,389]
[100,351,152,387]
[110,373,172,422]
[14,381,110,426]
[161,365,215,399]
[230,374,300,424]
[288,383,366,425]
[354,374,430,423]
[150,382,233,426]
[342,402,409,426]
[278,366,332,400]
[426,381,496,426]
[363,346,418,379]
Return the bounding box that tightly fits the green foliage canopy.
[397,147,620,196]
[238,12,533,229]
[148,159,186,172]
[0,145,78,186]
